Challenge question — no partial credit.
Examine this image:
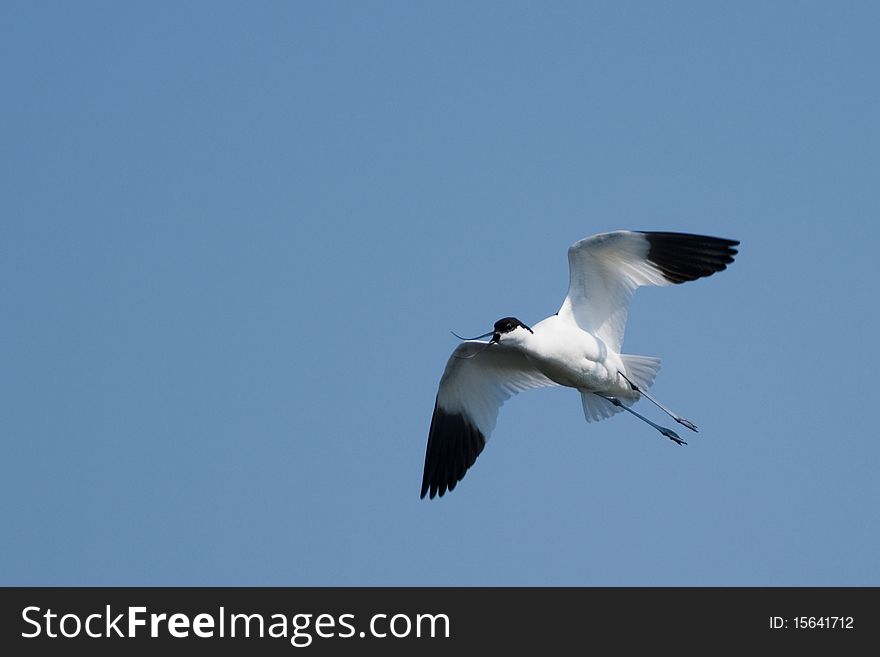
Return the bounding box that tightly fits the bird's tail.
[579,354,661,423]
[619,353,661,394]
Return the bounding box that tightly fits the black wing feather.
[642,232,739,284]
[420,404,486,499]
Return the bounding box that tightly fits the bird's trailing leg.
[594,393,687,445]
[617,370,698,432]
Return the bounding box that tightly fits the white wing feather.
[557,231,670,354]
[437,341,558,438]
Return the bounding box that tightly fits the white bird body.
[516,315,625,393]
[421,230,739,499]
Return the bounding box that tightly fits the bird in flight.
[420,230,739,499]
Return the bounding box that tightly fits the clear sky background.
[3,2,878,586]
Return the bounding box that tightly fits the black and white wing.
[558,231,739,353]
[421,341,558,499]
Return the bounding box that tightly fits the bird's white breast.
[521,315,624,391]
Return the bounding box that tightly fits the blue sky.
[3,1,878,585]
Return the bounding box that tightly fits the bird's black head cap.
[491,317,533,343]
[493,317,531,333]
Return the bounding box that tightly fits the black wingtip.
[420,404,486,500]
[641,232,739,285]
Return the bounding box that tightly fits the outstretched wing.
[421,341,558,499]
[558,231,739,353]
